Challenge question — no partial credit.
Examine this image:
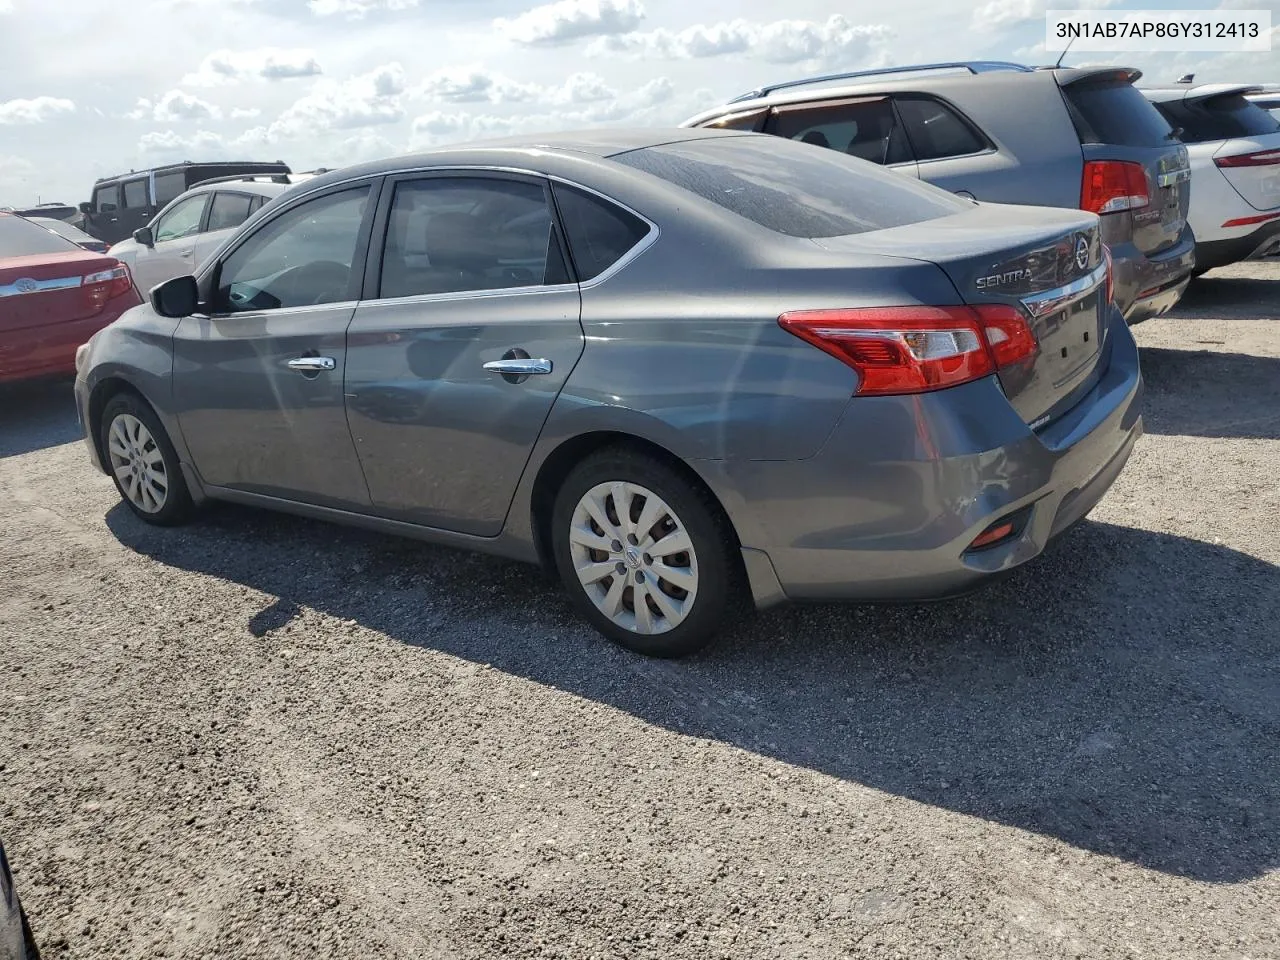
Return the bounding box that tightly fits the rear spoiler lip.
[1055,67,1143,87]
[1144,83,1267,103]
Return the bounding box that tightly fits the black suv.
[80,160,291,245]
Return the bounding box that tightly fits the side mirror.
[133,226,154,247]
[79,201,92,214]
[150,275,199,318]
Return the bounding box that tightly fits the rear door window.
[154,171,187,207]
[1063,80,1175,146]
[767,97,912,165]
[612,136,970,239]
[551,184,650,281]
[1155,95,1280,142]
[122,178,149,209]
[895,97,988,160]
[206,192,255,232]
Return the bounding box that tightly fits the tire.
[99,391,195,526]
[551,446,741,658]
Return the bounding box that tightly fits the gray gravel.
[1,261,1278,960]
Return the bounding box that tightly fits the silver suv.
[684,61,1194,324]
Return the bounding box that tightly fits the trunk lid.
[0,250,124,333]
[813,203,1109,427]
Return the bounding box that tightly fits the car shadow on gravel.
[0,377,81,459]
[1139,346,1280,439]
[1171,272,1280,319]
[107,505,1279,885]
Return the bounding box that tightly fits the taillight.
[777,304,1038,397]
[83,263,133,312]
[1214,149,1280,168]
[1081,160,1149,215]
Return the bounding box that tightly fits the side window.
[769,97,912,166]
[154,195,208,243]
[377,177,565,299]
[895,97,987,161]
[552,183,650,282]
[215,185,371,313]
[122,178,149,209]
[206,192,254,232]
[93,185,119,212]
[154,172,187,207]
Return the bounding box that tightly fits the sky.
[0,0,1277,205]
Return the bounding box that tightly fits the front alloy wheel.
[106,413,168,514]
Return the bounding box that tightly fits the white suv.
[1142,83,1280,274]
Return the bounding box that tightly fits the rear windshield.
[610,135,971,239]
[1156,95,1280,143]
[1064,80,1175,146]
[0,214,79,257]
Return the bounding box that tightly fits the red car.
[0,211,142,383]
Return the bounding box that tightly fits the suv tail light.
[1081,160,1149,215]
[1214,149,1280,168]
[83,263,133,312]
[778,304,1038,397]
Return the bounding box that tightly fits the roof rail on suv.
[726,60,1034,104]
[189,173,294,188]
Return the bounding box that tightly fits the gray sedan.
[74,129,1143,657]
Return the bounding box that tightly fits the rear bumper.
[1110,226,1195,324]
[699,308,1144,606]
[1195,216,1280,272]
[0,294,140,384]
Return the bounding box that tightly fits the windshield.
[0,213,80,258]
[611,135,971,239]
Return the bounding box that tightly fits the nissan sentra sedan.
[74,129,1143,658]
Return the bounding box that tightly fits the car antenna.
[1054,37,1076,69]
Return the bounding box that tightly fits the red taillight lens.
[1214,149,1280,168]
[83,263,133,312]
[1081,160,1150,215]
[777,304,1038,397]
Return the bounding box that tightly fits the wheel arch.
[87,375,149,473]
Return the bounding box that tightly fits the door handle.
[179,249,194,257]
[287,356,336,372]
[483,358,552,376]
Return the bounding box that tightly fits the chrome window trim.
[207,300,360,320]
[1020,261,1107,319]
[360,282,580,309]
[0,275,83,298]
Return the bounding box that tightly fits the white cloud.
[417,66,542,104]
[182,47,323,86]
[0,96,75,124]
[268,63,408,140]
[153,89,222,121]
[138,129,231,158]
[308,0,418,16]
[552,72,615,104]
[231,107,262,119]
[971,0,1118,29]
[496,0,645,46]
[587,15,893,64]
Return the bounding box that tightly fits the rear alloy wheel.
[552,449,738,658]
[100,392,194,526]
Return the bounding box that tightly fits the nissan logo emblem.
[1074,237,1090,272]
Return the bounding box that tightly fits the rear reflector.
[1221,209,1280,228]
[968,520,1017,550]
[1081,160,1150,215]
[778,304,1038,397]
[1214,149,1280,168]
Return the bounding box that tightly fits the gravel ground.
[1,261,1277,960]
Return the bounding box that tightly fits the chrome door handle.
[287,356,336,372]
[483,358,552,375]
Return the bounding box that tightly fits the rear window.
[1156,95,1280,143]
[0,214,79,257]
[611,136,970,239]
[1064,81,1175,146]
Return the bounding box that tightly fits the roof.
[1141,83,1266,104]
[94,160,290,184]
[180,178,293,199]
